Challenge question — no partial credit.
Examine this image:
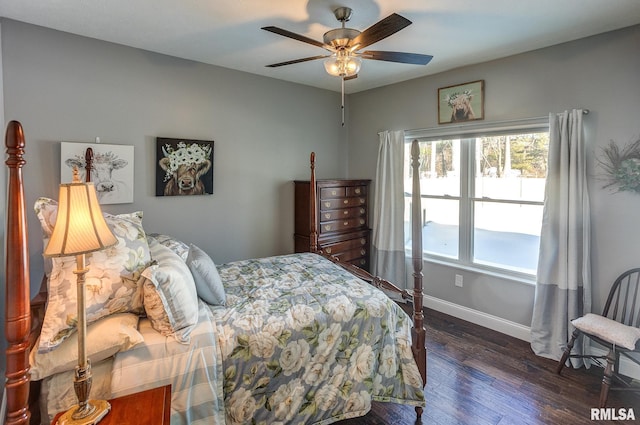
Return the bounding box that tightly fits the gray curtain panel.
[372,130,407,290]
[531,109,592,366]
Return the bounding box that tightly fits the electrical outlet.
[455,274,463,287]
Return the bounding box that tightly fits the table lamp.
[44,168,118,424]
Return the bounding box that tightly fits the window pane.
[473,201,542,274]
[474,133,548,202]
[406,140,460,197]
[405,197,459,259]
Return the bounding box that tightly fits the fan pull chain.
[341,76,345,126]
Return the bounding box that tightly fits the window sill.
[410,252,537,286]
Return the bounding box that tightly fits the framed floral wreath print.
[156,137,214,196]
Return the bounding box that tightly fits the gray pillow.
[186,244,226,306]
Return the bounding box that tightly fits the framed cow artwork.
[438,80,485,124]
[156,137,214,196]
[60,142,135,204]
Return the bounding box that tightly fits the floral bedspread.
[210,253,425,425]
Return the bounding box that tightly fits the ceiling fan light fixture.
[324,52,361,77]
[323,28,360,48]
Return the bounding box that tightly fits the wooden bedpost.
[85,147,94,183]
[410,140,427,407]
[4,121,32,425]
[309,152,318,253]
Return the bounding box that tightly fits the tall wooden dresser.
[294,179,371,271]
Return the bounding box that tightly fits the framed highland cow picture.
[156,137,214,196]
[61,142,134,204]
[438,80,484,124]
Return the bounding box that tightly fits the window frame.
[405,117,550,283]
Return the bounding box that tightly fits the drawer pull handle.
[324,213,331,219]
[360,239,366,245]
[355,188,361,194]
[361,249,366,255]
[360,208,365,214]
[331,190,337,196]
[359,219,365,225]
[359,198,365,204]
[324,225,332,231]
[343,221,349,226]
[325,248,332,254]
[360,260,366,265]
[343,210,349,215]
[324,202,331,208]
[343,199,349,204]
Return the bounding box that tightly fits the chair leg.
[599,349,615,408]
[556,329,579,375]
[415,406,423,418]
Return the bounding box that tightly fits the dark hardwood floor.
[337,307,639,425]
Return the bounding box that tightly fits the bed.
[3,120,426,425]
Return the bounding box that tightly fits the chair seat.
[572,313,640,350]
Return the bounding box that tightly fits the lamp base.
[57,399,111,425]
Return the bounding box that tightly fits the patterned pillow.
[34,197,59,275]
[147,233,190,261]
[36,199,151,353]
[143,240,199,343]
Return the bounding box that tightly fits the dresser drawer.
[346,185,367,197]
[322,236,368,255]
[333,246,369,263]
[320,197,366,210]
[320,217,367,233]
[319,207,366,222]
[319,187,345,199]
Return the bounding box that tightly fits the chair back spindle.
[603,268,640,328]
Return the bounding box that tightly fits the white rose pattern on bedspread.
[211,253,425,425]
[110,252,424,425]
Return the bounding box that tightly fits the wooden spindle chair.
[557,268,640,407]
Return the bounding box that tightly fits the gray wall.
[0,19,347,298]
[1,18,639,351]
[347,25,640,327]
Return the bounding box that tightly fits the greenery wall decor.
[599,137,640,193]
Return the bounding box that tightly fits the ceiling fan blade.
[261,26,326,49]
[349,14,412,50]
[361,50,433,65]
[266,55,329,68]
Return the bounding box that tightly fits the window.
[404,118,549,279]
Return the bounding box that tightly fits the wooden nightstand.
[52,385,171,425]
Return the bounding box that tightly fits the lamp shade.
[44,182,117,258]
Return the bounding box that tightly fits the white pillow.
[572,313,640,350]
[30,313,143,380]
[143,240,199,343]
[186,244,226,306]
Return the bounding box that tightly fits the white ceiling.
[1,0,640,94]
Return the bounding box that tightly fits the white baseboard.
[424,295,532,342]
[422,295,640,380]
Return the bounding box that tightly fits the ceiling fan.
[262,7,433,124]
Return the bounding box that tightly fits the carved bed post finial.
[5,120,32,425]
[309,152,318,253]
[85,147,94,183]
[410,139,427,395]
